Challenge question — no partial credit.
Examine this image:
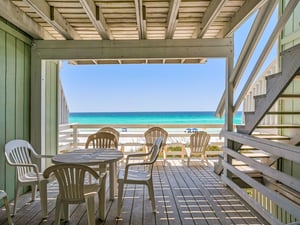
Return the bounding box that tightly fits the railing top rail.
[64,123,226,129]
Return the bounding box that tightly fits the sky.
[60,7,278,113]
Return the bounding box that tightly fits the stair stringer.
[237,44,300,135]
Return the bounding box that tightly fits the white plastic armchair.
[43,163,107,225]
[117,137,163,218]
[85,131,119,185]
[4,139,54,217]
[98,127,120,142]
[144,127,168,164]
[85,131,118,149]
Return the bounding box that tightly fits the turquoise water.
[69,111,243,124]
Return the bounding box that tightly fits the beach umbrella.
[186,128,192,133]
[192,128,198,133]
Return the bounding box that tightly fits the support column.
[223,51,234,180]
[31,45,45,158]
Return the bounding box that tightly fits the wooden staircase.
[228,44,300,188]
[237,44,300,135]
[215,44,300,180]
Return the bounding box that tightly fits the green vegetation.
[206,145,221,151]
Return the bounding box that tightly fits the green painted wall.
[0,19,31,200]
[0,19,59,202]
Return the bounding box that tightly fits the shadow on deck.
[0,159,269,225]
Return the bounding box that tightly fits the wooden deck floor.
[0,159,269,225]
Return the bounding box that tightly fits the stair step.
[267,111,300,115]
[266,72,282,91]
[279,94,300,98]
[253,134,291,140]
[256,124,300,129]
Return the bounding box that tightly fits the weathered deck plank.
[0,160,269,225]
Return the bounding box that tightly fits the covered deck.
[0,159,268,225]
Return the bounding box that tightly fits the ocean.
[69,111,243,124]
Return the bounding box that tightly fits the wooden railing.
[58,123,227,156]
[221,130,300,225]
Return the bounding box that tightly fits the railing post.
[72,123,78,149]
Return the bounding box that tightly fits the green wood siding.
[0,20,31,200]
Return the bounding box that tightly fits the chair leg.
[13,184,21,215]
[2,194,13,225]
[31,184,37,201]
[147,180,156,213]
[98,173,106,220]
[63,203,69,221]
[54,197,62,225]
[39,179,48,219]
[85,196,96,225]
[116,181,124,218]
[187,157,190,167]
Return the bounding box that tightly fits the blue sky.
[60,8,277,113]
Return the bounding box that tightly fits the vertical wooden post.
[73,124,78,149]
[31,46,46,169]
[30,46,43,149]
[223,46,234,180]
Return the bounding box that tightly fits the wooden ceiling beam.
[134,0,146,39]
[194,0,227,38]
[32,38,233,60]
[218,0,268,38]
[24,0,80,40]
[166,0,181,39]
[79,0,111,40]
[0,0,53,39]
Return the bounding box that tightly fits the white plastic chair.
[85,131,118,149]
[4,139,54,216]
[0,190,13,225]
[185,131,210,166]
[117,137,163,218]
[144,127,168,164]
[43,163,106,225]
[98,127,120,144]
[85,131,119,184]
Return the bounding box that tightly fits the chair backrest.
[141,137,163,176]
[43,163,99,203]
[4,140,39,180]
[85,131,118,149]
[98,127,119,147]
[144,127,168,148]
[148,137,163,163]
[189,131,210,154]
[98,127,120,140]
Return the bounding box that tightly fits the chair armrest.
[126,161,152,168]
[126,151,151,164]
[126,152,150,159]
[6,163,40,178]
[122,161,152,180]
[35,154,55,159]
